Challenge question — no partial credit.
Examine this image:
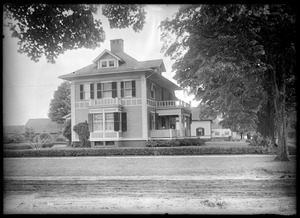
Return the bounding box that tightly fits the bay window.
[88,112,127,133]
[105,113,114,131]
[93,113,103,131]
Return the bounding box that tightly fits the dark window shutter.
[121,112,127,132]
[113,112,120,131]
[120,82,124,97]
[112,82,117,98]
[97,83,102,99]
[80,84,84,100]
[88,113,93,132]
[155,113,159,129]
[149,113,152,130]
[132,80,136,97]
[90,84,94,99]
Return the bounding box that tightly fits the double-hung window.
[93,113,103,131]
[121,80,136,98]
[103,83,113,98]
[80,84,90,100]
[96,82,117,99]
[105,113,114,131]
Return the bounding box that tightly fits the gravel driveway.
[3,155,296,214]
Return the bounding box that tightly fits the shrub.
[73,141,91,148]
[24,127,37,142]
[146,139,205,147]
[27,134,54,149]
[55,135,66,142]
[3,142,54,150]
[63,120,72,141]
[39,132,53,143]
[3,133,26,144]
[73,122,90,147]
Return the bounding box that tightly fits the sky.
[3,4,199,126]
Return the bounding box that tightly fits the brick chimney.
[110,39,124,53]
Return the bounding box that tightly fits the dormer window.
[100,59,116,68]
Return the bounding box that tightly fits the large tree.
[160,4,296,161]
[48,81,71,124]
[3,4,146,63]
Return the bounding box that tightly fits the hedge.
[146,139,205,147]
[3,146,270,157]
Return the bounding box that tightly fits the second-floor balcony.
[147,99,190,109]
[89,97,122,107]
[87,98,190,109]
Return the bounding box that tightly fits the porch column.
[179,114,183,137]
[141,75,148,139]
[71,81,76,143]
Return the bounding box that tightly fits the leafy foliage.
[102,4,146,32]
[24,127,37,142]
[39,132,53,143]
[160,4,296,160]
[63,119,72,142]
[3,4,148,63]
[4,145,272,157]
[55,135,66,142]
[28,134,53,149]
[48,81,71,124]
[73,122,90,147]
[3,133,26,144]
[3,4,105,63]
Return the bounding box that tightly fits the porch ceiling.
[156,108,182,116]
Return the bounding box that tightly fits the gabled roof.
[191,107,214,121]
[59,50,155,80]
[212,123,223,129]
[23,118,65,134]
[92,49,122,63]
[59,46,171,82]
[3,125,25,135]
[140,59,166,72]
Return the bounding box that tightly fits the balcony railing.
[147,99,190,109]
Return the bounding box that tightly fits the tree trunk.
[274,84,289,161]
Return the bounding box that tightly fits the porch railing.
[150,129,179,138]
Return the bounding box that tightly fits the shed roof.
[191,107,214,121]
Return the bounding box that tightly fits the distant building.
[211,115,238,141]
[190,107,213,139]
[22,118,65,138]
[3,125,25,136]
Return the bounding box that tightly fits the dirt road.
[3,155,296,214]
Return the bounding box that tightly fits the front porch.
[149,108,192,139]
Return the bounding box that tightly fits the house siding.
[191,120,212,139]
[74,72,142,102]
[71,72,145,142]
[121,106,143,139]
